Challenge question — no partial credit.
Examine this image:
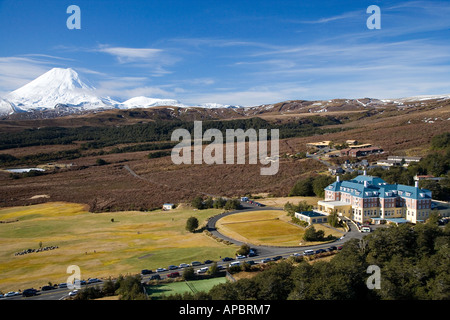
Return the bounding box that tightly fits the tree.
[183,267,196,280]
[312,175,334,198]
[191,196,204,210]
[186,217,199,232]
[289,177,314,196]
[213,197,227,209]
[328,211,341,228]
[303,226,325,241]
[224,199,241,210]
[204,197,214,209]
[115,275,147,300]
[208,262,220,277]
[236,244,250,256]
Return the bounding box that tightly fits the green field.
[0,202,237,292]
[146,277,228,299]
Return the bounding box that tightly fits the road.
[2,202,366,301]
[207,201,365,258]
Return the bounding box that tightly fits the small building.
[295,211,328,225]
[162,203,175,211]
[387,156,422,164]
[306,141,331,149]
[348,146,383,158]
[376,159,402,167]
[348,143,373,149]
[328,166,344,175]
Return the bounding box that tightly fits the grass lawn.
[216,210,344,247]
[146,277,228,299]
[0,202,237,292]
[216,210,304,246]
[257,196,322,208]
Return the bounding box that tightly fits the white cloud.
[97,46,163,63]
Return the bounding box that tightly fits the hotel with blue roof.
[317,171,432,224]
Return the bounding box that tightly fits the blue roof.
[325,175,432,199]
[296,211,326,217]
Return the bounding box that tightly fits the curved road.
[5,202,365,301]
[207,201,365,257]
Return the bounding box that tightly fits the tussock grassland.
[0,202,237,292]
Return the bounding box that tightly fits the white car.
[179,263,190,268]
[69,290,78,297]
[196,267,209,274]
[4,291,20,297]
[156,268,167,273]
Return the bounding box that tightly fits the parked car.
[203,260,213,264]
[150,274,161,280]
[22,288,39,297]
[4,291,20,297]
[229,261,241,267]
[236,255,246,259]
[88,278,102,284]
[191,261,202,266]
[337,246,343,250]
[41,286,55,291]
[196,267,209,274]
[141,269,152,275]
[168,265,178,270]
[303,249,314,256]
[272,256,283,261]
[261,258,271,263]
[222,257,233,262]
[167,272,180,278]
[156,267,167,273]
[68,290,78,297]
[328,246,337,251]
[58,283,68,289]
[246,260,255,265]
[291,253,303,257]
[179,263,190,268]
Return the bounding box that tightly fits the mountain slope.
[0,98,15,115]
[7,68,117,111]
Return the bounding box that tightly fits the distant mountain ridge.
[1,67,449,118]
[0,68,241,116]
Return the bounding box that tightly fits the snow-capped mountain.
[0,97,16,115]
[119,96,187,109]
[7,68,118,112]
[0,68,242,116]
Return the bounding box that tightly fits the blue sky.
[0,0,450,106]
